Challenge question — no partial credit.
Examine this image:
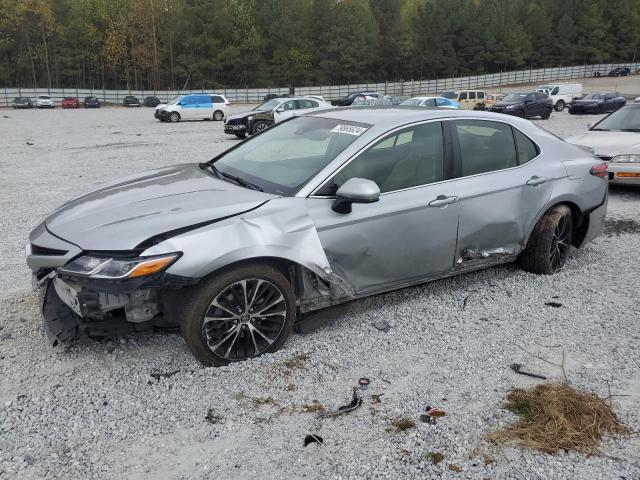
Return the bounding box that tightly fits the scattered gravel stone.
[372,320,391,332]
[0,332,11,340]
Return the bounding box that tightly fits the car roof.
[307,106,523,126]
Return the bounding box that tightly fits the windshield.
[583,93,603,100]
[503,93,527,102]
[254,99,281,111]
[400,98,423,106]
[168,96,181,105]
[39,96,50,99]
[212,116,370,195]
[592,106,640,131]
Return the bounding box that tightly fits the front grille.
[31,244,68,256]
[225,118,247,126]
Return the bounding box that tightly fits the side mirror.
[275,106,284,113]
[332,178,380,214]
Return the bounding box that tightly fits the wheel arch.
[524,199,585,248]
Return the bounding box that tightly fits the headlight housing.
[612,154,640,163]
[505,104,516,109]
[60,253,179,279]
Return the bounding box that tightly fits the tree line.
[0,0,638,91]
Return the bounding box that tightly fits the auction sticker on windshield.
[330,124,367,136]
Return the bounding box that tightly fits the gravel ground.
[1,106,639,480]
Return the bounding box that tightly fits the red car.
[62,97,80,109]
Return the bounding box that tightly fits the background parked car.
[568,91,626,114]
[36,95,55,108]
[535,83,582,111]
[84,96,100,108]
[472,93,505,110]
[123,96,141,107]
[439,90,490,110]
[11,97,33,109]
[489,91,552,119]
[351,94,393,106]
[263,93,293,101]
[61,97,79,109]
[155,94,229,122]
[224,96,332,138]
[566,103,640,185]
[143,96,161,107]
[608,66,630,77]
[331,91,376,106]
[400,96,461,109]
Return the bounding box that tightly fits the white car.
[536,83,582,111]
[224,96,332,137]
[400,96,461,109]
[154,94,230,122]
[36,95,55,108]
[566,103,640,185]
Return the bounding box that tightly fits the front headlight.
[612,154,640,163]
[60,253,179,279]
[505,104,516,109]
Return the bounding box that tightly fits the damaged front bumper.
[38,271,198,346]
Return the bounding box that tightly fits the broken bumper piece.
[40,273,199,346]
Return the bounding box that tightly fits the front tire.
[168,112,180,123]
[252,121,269,134]
[180,264,296,367]
[518,205,573,275]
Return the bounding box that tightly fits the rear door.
[451,119,557,265]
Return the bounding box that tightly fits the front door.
[306,121,459,294]
[273,100,298,123]
[451,119,558,264]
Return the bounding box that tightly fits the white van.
[154,93,230,122]
[536,83,582,111]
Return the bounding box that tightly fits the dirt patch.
[604,218,640,236]
[489,383,630,454]
[387,417,416,433]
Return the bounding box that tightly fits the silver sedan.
[27,108,608,366]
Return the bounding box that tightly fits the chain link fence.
[2,62,638,107]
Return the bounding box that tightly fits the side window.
[525,94,535,101]
[459,92,468,100]
[198,95,211,105]
[181,96,195,105]
[469,92,476,100]
[477,92,485,99]
[455,120,517,176]
[435,98,448,106]
[333,122,444,193]
[297,99,318,109]
[425,98,436,107]
[282,101,296,111]
[513,129,539,165]
[211,95,224,103]
[551,87,559,95]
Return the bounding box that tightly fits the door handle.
[526,176,548,186]
[428,195,457,207]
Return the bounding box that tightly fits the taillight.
[590,163,608,178]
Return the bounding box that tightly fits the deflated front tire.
[178,263,296,367]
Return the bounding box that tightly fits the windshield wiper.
[620,128,640,132]
[208,164,263,191]
[589,128,608,131]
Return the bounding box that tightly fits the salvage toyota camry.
[26,108,608,366]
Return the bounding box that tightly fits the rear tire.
[518,205,573,275]
[554,100,565,111]
[213,110,224,121]
[179,264,296,367]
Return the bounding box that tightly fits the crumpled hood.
[225,110,261,122]
[46,163,276,251]
[565,131,640,157]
